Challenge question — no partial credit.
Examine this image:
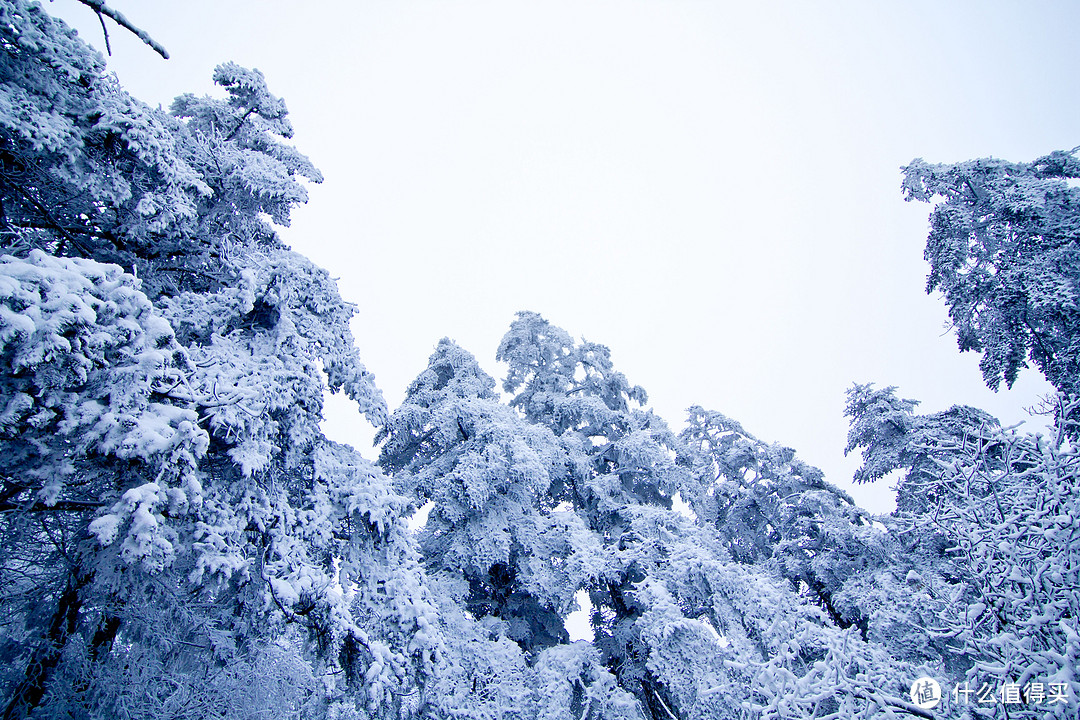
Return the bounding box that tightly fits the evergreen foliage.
[903,149,1080,397]
[0,3,1076,719]
[0,4,428,718]
[846,387,1080,717]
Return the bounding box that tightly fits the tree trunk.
[2,571,92,720]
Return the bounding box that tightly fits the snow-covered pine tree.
[495,312,697,715]
[844,384,1001,516]
[679,407,889,639]
[378,338,638,717]
[845,385,1080,716]
[0,4,436,717]
[902,148,1080,399]
[831,147,1080,716]
[495,312,923,720]
[380,337,602,653]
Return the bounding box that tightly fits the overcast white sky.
[51,0,1078,513]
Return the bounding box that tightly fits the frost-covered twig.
[76,0,169,59]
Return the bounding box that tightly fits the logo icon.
[910,677,942,709]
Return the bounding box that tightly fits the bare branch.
[94,10,111,56]
[0,499,105,514]
[76,0,169,60]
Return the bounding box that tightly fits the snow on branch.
[76,0,169,59]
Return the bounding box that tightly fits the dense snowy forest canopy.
[0,2,1077,719]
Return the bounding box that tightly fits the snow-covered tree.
[916,400,1080,718]
[380,338,604,654]
[902,148,1080,398]
[679,406,893,637]
[844,384,1001,515]
[496,311,685,521]
[494,313,690,709]
[11,4,1078,719]
[0,4,434,718]
[857,147,1080,714]
[846,386,1080,716]
[379,337,645,718]
[495,313,923,720]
